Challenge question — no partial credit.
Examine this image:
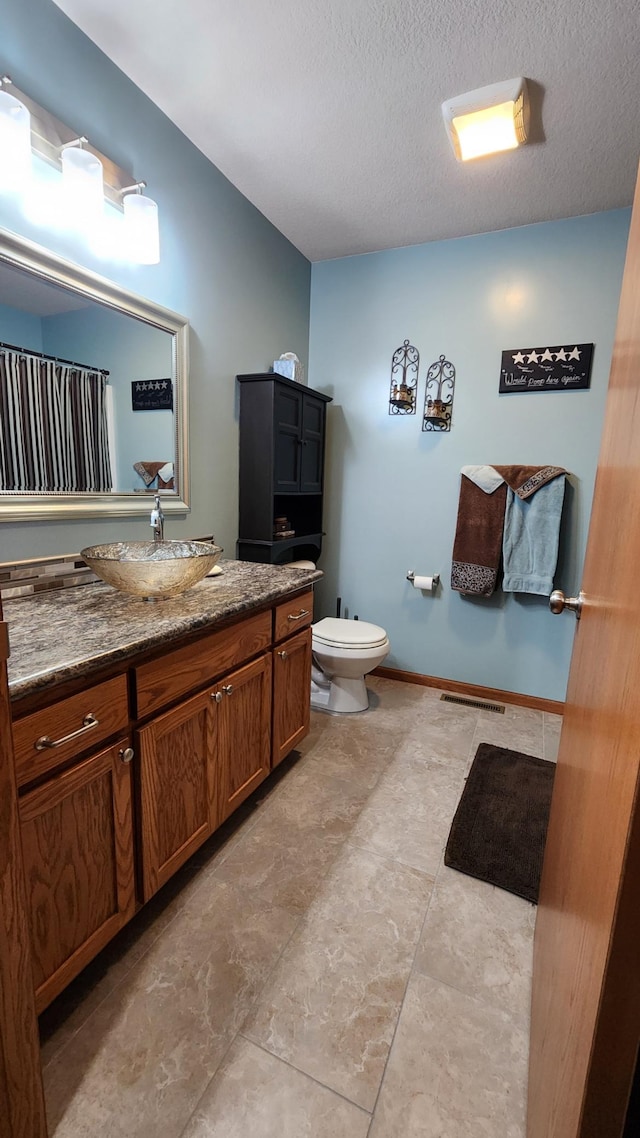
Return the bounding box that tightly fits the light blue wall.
[309,210,630,701]
[42,307,174,491]
[0,302,43,349]
[0,0,310,561]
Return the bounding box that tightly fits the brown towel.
[133,461,170,488]
[451,475,507,595]
[493,465,567,500]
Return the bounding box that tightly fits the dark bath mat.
[444,743,556,903]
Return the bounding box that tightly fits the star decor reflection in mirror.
[0,228,189,521]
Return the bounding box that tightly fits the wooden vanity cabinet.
[272,627,312,768]
[211,652,272,826]
[19,737,135,1014]
[272,590,313,768]
[136,651,273,902]
[136,687,214,902]
[11,586,314,1006]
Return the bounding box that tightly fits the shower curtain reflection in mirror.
[0,348,112,492]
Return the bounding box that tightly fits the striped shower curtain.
[0,351,112,492]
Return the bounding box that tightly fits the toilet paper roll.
[412,575,435,591]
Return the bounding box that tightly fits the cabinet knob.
[222,684,233,696]
[119,747,134,764]
[211,691,222,703]
[277,649,288,659]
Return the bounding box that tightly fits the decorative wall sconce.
[423,353,455,431]
[389,339,419,415]
[0,76,160,264]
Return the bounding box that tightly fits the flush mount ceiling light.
[442,78,530,162]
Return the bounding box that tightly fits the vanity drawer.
[12,674,129,788]
[134,609,272,719]
[274,590,314,643]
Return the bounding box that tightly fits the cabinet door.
[274,385,302,491]
[272,628,312,768]
[19,739,135,1013]
[212,654,272,827]
[137,689,214,901]
[300,394,325,493]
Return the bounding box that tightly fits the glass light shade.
[61,145,104,230]
[452,101,519,161]
[123,192,160,264]
[0,90,32,193]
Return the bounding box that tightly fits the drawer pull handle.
[277,649,288,660]
[222,684,233,696]
[35,712,99,751]
[212,691,222,703]
[119,747,134,764]
[287,609,310,622]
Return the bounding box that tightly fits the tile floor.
[39,676,562,1137]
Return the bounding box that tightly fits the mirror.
[0,228,189,520]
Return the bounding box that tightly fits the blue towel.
[502,475,566,595]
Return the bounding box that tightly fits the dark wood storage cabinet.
[236,373,332,563]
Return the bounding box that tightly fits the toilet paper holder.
[406,570,440,588]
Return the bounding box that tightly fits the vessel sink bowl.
[81,540,222,599]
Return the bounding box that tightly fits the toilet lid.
[312,617,388,649]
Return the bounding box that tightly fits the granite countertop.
[6,559,321,703]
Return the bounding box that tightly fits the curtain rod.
[0,340,109,377]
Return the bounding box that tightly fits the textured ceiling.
[54,0,640,261]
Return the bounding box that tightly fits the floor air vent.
[440,693,505,714]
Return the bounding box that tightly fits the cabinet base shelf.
[237,533,323,564]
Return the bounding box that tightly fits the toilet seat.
[312,617,388,650]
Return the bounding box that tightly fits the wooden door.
[0,605,48,1136]
[20,739,136,1013]
[528,167,640,1137]
[300,394,325,493]
[137,688,214,901]
[212,654,272,826]
[272,627,312,767]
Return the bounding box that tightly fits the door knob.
[119,747,134,764]
[222,684,233,696]
[211,691,222,703]
[549,590,584,619]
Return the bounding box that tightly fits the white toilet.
[311,617,390,714]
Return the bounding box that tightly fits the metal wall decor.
[423,354,455,431]
[389,339,419,414]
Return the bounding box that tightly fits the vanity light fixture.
[0,75,160,264]
[0,77,32,193]
[442,78,530,162]
[61,137,105,232]
[122,182,160,265]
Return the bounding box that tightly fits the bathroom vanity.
[6,560,318,1014]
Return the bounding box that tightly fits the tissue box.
[273,359,305,384]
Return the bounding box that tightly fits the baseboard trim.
[372,667,564,716]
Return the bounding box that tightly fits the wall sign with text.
[499,344,594,394]
[131,378,173,411]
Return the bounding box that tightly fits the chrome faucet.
[150,495,164,541]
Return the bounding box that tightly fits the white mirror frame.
[0,228,190,521]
